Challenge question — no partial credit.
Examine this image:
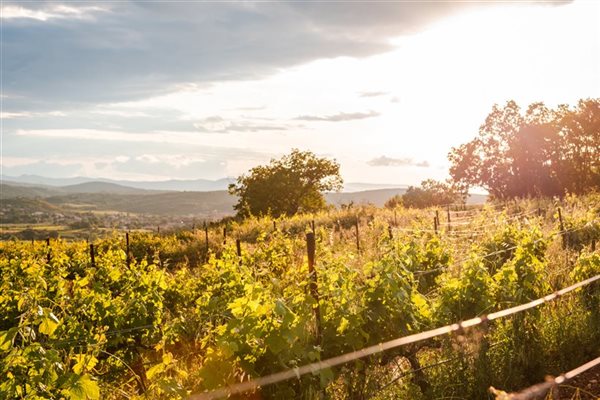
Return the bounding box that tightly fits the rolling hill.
[1,182,487,218]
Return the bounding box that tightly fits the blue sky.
[1,1,599,184]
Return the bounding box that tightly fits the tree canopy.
[448,98,600,199]
[385,179,463,209]
[228,149,343,218]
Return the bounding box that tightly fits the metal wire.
[492,355,600,400]
[188,274,600,400]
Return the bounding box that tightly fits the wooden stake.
[434,216,438,235]
[46,237,51,263]
[355,217,360,252]
[558,207,566,248]
[558,207,564,231]
[447,206,451,232]
[223,226,227,245]
[306,232,322,343]
[90,243,95,268]
[236,239,242,266]
[204,222,209,254]
[126,232,130,268]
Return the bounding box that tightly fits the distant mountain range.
[1,178,487,218]
[1,174,407,193]
[1,174,236,192]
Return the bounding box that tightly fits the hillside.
[326,188,407,206]
[60,182,163,195]
[0,183,64,198]
[1,182,487,218]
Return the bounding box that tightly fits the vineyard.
[1,194,599,399]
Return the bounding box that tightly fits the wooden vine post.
[204,221,209,250]
[46,237,51,263]
[557,207,566,248]
[223,226,227,245]
[557,207,565,231]
[447,206,451,232]
[90,243,95,268]
[236,239,242,266]
[126,232,131,268]
[355,216,360,252]
[306,232,322,343]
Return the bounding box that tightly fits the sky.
[1,0,599,185]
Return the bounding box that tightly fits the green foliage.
[386,179,463,209]
[449,98,600,198]
[229,149,343,218]
[0,196,598,399]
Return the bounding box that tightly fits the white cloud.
[1,110,67,119]
[1,4,108,21]
[0,156,40,167]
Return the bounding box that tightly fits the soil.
[558,363,600,399]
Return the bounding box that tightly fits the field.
[0,194,599,399]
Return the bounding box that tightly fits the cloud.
[1,1,550,110]
[1,4,108,21]
[295,110,380,122]
[193,115,291,133]
[359,91,389,98]
[1,110,67,119]
[367,156,430,168]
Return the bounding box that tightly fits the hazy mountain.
[60,182,162,195]
[3,175,411,193]
[1,183,64,199]
[2,174,236,192]
[1,181,487,214]
[2,175,94,187]
[326,188,407,207]
[116,178,236,192]
[342,183,407,192]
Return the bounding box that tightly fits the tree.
[228,149,343,218]
[385,179,463,209]
[448,99,600,199]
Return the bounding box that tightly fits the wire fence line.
[412,222,592,278]
[393,209,545,236]
[491,355,600,400]
[38,220,589,351]
[188,274,600,400]
[372,339,508,397]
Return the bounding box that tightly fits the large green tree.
[228,149,343,218]
[385,179,463,209]
[448,99,600,199]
